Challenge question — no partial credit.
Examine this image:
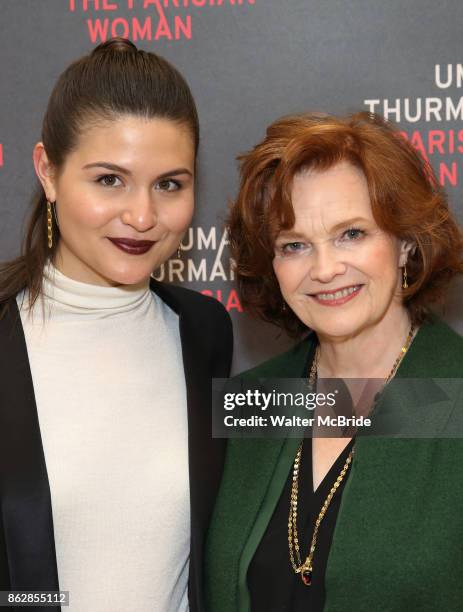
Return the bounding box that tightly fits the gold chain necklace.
[288,325,415,586]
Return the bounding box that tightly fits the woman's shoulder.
[235,314,463,380]
[406,315,463,377]
[420,314,463,344]
[237,333,315,379]
[0,293,22,326]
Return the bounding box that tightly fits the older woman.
[205,112,463,611]
[0,38,232,612]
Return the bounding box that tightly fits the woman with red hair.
[206,112,463,611]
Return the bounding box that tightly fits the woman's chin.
[111,272,152,287]
[305,318,368,341]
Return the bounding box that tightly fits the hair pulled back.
[0,38,199,316]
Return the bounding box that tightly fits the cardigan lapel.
[207,336,314,612]
[0,302,60,601]
[207,436,296,611]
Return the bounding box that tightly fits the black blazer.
[0,279,233,612]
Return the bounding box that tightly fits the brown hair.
[0,37,199,317]
[227,111,463,336]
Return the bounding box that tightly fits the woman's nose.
[309,245,346,283]
[121,191,157,232]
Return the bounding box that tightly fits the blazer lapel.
[207,335,314,612]
[149,279,227,612]
[0,302,60,598]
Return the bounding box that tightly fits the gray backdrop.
[1,0,462,372]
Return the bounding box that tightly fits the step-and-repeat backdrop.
[1,0,462,372]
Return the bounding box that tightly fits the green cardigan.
[205,318,463,611]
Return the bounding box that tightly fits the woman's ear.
[32,143,57,202]
[399,240,416,267]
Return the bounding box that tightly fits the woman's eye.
[342,228,364,241]
[97,174,122,187]
[280,242,307,255]
[156,179,180,192]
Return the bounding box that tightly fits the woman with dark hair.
[205,112,463,611]
[0,38,232,612]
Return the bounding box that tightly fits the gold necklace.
[288,325,415,586]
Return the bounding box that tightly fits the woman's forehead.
[289,163,373,232]
[62,115,195,172]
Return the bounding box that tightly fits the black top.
[248,436,355,612]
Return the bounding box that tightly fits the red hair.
[227,112,463,336]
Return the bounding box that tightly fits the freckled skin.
[273,162,412,343]
[34,116,195,287]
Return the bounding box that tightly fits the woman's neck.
[316,306,413,379]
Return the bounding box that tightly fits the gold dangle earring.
[47,200,53,249]
[402,263,408,289]
[177,246,182,259]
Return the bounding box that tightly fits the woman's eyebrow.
[328,217,369,232]
[157,168,193,179]
[82,162,131,174]
[276,230,307,240]
[276,217,370,241]
[82,162,193,179]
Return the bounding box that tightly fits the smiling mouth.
[310,284,363,305]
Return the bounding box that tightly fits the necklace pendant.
[301,569,312,586]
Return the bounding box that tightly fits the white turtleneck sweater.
[16,263,190,612]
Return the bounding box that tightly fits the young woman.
[0,38,232,612]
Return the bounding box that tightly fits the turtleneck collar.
[39,260,152,316]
